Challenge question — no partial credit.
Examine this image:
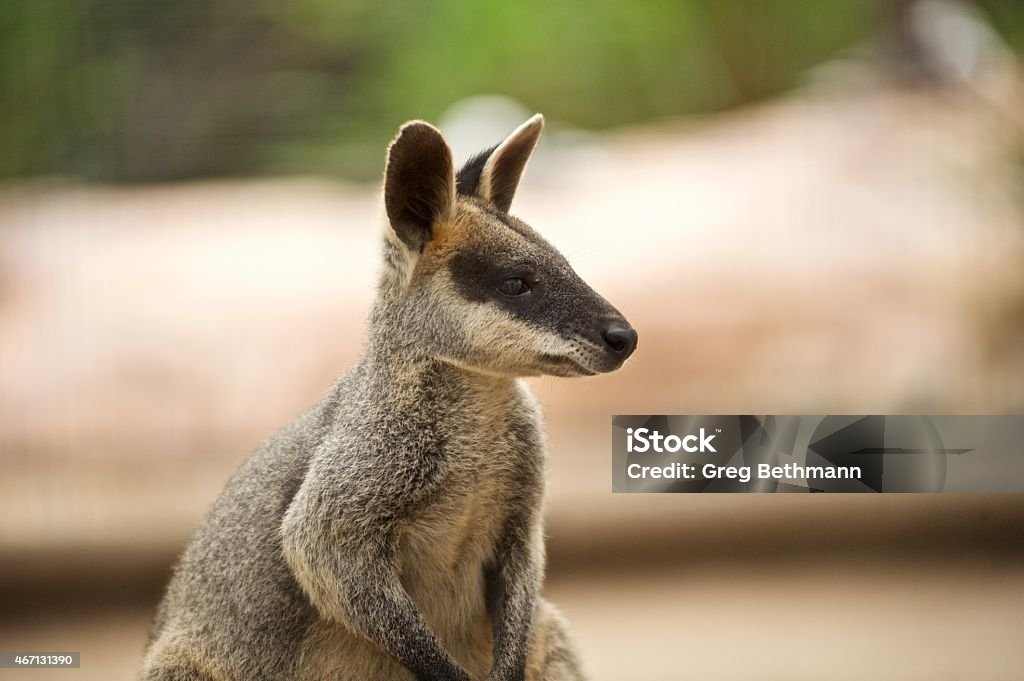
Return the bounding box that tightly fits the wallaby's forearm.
[345,572,471,681]
[487,518,544,681]
[282,496,470,681]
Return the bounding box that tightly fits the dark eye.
[497,277,532,297]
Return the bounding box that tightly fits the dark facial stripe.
[447,243,603,339]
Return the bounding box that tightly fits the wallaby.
[141,114,638,681]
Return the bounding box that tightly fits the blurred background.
[2,0,1024,679]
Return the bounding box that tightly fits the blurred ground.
[3,555,1024,681]
[2,79,1024,678]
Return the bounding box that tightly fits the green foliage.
[0,0,1019,182]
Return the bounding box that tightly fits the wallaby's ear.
[384,121,455,252]
[462,114,543,214]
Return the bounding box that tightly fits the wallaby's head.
[376,114,637,378]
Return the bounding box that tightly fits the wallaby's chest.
[396,385,544,627]
[402,392,543,561]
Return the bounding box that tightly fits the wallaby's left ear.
[476,114,544,213]
[384,120,455,253]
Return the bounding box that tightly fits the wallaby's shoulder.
[285,358,546,524]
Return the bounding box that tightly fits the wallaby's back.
[145,394,329,678]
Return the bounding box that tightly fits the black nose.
[600,321,638,359]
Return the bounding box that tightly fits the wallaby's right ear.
[384,121,455,253]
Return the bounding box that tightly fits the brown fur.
[141,115,634,681]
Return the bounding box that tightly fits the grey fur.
[141,115,635,681]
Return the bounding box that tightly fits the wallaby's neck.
[362,321,517,405]
[363,260,520,405]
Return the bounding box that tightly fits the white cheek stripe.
[529,329,578,355]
